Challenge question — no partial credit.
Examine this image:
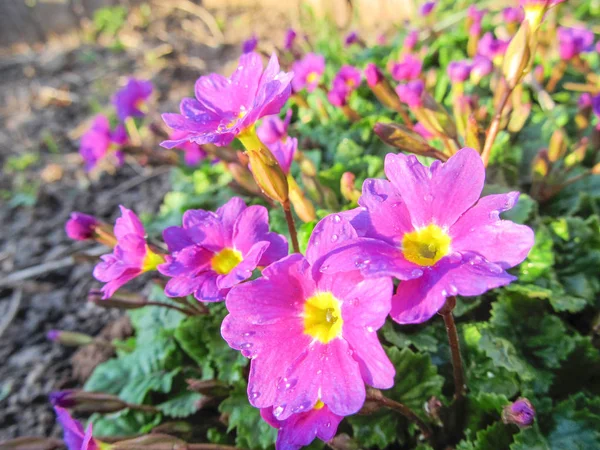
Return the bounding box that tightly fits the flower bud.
[47,330,94,346]
[548,129,567,162]
[374,122,448,161]
[186,379,230,397]
[564,138,588,167]
[503,398,535,428]
[0,437,64,450]
[88,289,148,309]
[65,212,99,241]
[50,390,128,413]
[502,22,532,89]
[340,172,361,204]
[288,175,317,223]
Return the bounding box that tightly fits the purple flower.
[79,115,127,171]
[158,197,287,302]
[267,137,297,175]
[447,60,473,83]
[593,94,600,118]
[284,28,297,50]
[54,406,99,450]
[221,214,395,420]
[395,80,425,108]
[404,30,419,51]
[557,27,595,60]
[93,206,164,299]
[471,56,493,81]
[578,93,592,109]
[503,398,535,428]
[113,78,152,122]
[420,1,436,16]
[257,110,293,145]
[467,6,486,36]
[390,54,422,81]
[168,129,208,166]
[327,83,351,108]
[161,52,293,148]
[365,63,385,88]
[47,330,61,342]
[291,53,325,93]
[344,31,359,46]
[477,33,509,60]
[65,212,99,241]
[333,65,362,91]
[502,6,524,23]
[243,35,258,53]
[261,403,344,450]
[318,148,534,324]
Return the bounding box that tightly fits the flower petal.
[306,213,359,268]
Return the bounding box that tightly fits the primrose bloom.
[113,78,152,122]
[168,129,208,166]
[390,54,422,81]
[54,406,103,450]
[79,115,127,171]
[557,27,595,60]
[503,398,536,428]
[592,94,600,118]
[333,65,362,91]
[66,213,99,241]
[284,28,297,50]
[404,30,419,51]
[291,53,326,93]
[267,137,297,175]
[161,52,293,148]
[243,35,258,53]
[158,197,287,302]
[257,109,293,145]
[222,214,395,419]
[471,56,493,82]
[365,63,385,88]
[447,60,473,83]
[477,33,509,61]
[261,403,344,450]
[502,6,524,24]
[395,80,425,108]
[93,206,164,299]
[344,31,359,46]
[319,148,534,324]
[467,6,486,36]
[327,83,351,107]
[420,1,436,16]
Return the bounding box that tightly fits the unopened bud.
[503,398,535,428]
[0,437,64,450]
[532,149,551,178]
[465,115,482,152]
[65,212,99,241]
[502,22,532,89]
[340,172,361,204]
[50,390,128,413]
[89,289,148,309]
[47,330,94,346]
[591,162,600,175]
[564,138,588,167]
[298,156,317,178]
[548,129,567,162]
[288,176,317,223]
[186,379,230,397]
[374,122,448,161]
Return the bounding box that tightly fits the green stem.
[283,201,301,254]
[438,296,466,399]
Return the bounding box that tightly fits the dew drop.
[411,268,424,278]
[333,214,341,223]
[331,234,338,242]
[424,194,434,202]
[273,406,284,417]
[250,391,261,400]
[366,326,374,333]
[489,211,500,220]
[319,264,330,273]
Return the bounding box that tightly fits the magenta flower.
[113,78,152,122]
[54,406,100,450]
[467,6,486,36]
[257,109,293,145]
[319,148,534,324]
[395,80,425,108]
[592,94,600,118]
[344,31,359,46]
[161,52,293,148]
[502,6,524,23]
[333,65,362,91]
[390,54,422,81]
[261,403,344,450]
[557,27,595,60]
[503,398,535,428]
[158,197,287,302]
[93,206,164,299]
[420,1,436,16]
[578,93,592,109]
[284,28,297,50]
[404,30,419,51]
[327,83,351,108]
[243,35,258,53]
[66,212,99,241]
[79,115,127,171]
[447,60,473,83]
[471,56,493,81]
[365,63,385,88]
[291,53,325,93]
[477,33,509,60]
[168,129,208,166]
[414,122,434,140]
[267,137,297,175]
[221,214,395,419]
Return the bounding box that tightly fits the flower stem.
[438,296,466,400]
[144,301,196,316]
[283,201,301,254]
[481,86,512,167]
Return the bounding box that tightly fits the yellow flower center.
[306,72,319,84]
[303,292,343,344]
[402,224,451,267]
[346,79,356,88]
[142,247,165,272]
[226,108,248,129]
[314,399,325,410]
[211,248,243,275]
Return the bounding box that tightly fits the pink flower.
[447,60,473,83]
[267,137,297,175]
[257,110,293,145]
[221,214,395,420]
[395,80,425,108]
[93,206,164,299]
[261,403,344,450]
[319,148,534,324]
[161,52,293,148]
[292,53,326,93]
[65,212,99,241]
[243,35,258,53]
[471,56,493,81]
[390,54,422,81]
[344,31,359,46]
[54,406,101,450]
[284,28,297,50]
[168,129,208,166]
[404,30,419,51]
[79,115,127,171]
[503,398,535,428]
[502,6,524,23]
[333,65,362,91]
[477,33,509,60]
[557,27,595,60]
[420,1,436,16]
[364,63,384,88]
[158,197,288,302]
[113,78,153,121]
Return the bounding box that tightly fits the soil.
[0,0,292,441]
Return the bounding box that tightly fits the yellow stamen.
[314,399,325,410]
[211,248,243,275]
[303,292,343,343]
[402,224,451,266]
[142,248,165,272]
[306,72,319,84]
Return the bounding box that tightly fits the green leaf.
[298,220,317,254]
[119,368,179,404]
[465,392,509,433]
[157,391,205,418]
[456,422,515,450]
[381,322,440,353]
[511,425,550,450]
[347,410,400,449]
[546,394,600,450]
[519,225,554,283]
[84,358,129,395]
[88,410,161,436]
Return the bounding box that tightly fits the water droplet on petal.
[424,194,434,202]
[333,214,341,223]
[273,406,284,417]
[411,269,424,278]
[331,234,338,242]
[489,211,500,220]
